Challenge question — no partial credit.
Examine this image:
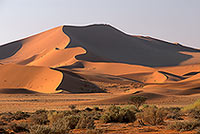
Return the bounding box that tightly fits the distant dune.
[0,24,200,100]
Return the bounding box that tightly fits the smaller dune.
[119,71,167,83]
[0,64,63,93]
[73,61,155,76]
[157,64,200,76]
[27,47,86,67]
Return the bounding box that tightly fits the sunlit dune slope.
[119,71,167,83]
[73,61,155,75]
[0,64,63,93]
[27,47,86,67]
[0,26,70,64]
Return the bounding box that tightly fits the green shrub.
[29,125,52,134]
[0,111,30,122]
[100,105,136,123]
[12,111,30,120]
[188,109,200,120]
[51,113,80,129]
[167,121,200,132]
[163,107,183,120]
[93,106,102,112]
[76,114,95,129]
[68,104,76,110]
[30,111,49,125]
[137,106,167,125]
[9,122,29,133]
[129,96,147,109]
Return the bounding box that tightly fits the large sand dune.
[0,24,200,99]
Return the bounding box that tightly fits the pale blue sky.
[0,0,199,48]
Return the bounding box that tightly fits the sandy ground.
[0,93,200,113]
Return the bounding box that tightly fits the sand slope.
[0,24,200,96]
[0,26,70,64]
[0,64,63,93]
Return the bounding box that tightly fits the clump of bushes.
[163,107,183,120]
[9,122,29,133]
[188,109,200,120]
[68,104,76,111]
[129,96,147,109]
[167,121,200,132]
[137,106,167,125]
[30,109,49,125]
[29,125,53,134]
[100,105,136,123]
[0,111,30,122]
[76,114,95,129]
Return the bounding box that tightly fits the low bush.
[100,105,136,123]
[0,111,30,122]
[167,121,200,132]
[29,125,52,134]
[188,109,200,120]
[30,110,49,125]
[137,106,167,125]
[76,114,95,129]
[12,111,30,120]
[163,107,183,120]
[68,104,76,111]
[9,122,29,133]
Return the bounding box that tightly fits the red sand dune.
[0,24,200,99]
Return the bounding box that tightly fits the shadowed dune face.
[55,69,104,93]
[63,24,200,67]
[0,40,22,60]
[0,88,37,94]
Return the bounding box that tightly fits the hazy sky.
[0,0,199,48]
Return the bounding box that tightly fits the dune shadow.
[0,40,22,60]
[55,69,105,93]
[63,24,200,67]
[0,88,37,94]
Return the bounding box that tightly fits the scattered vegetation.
[1,102,200,133]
